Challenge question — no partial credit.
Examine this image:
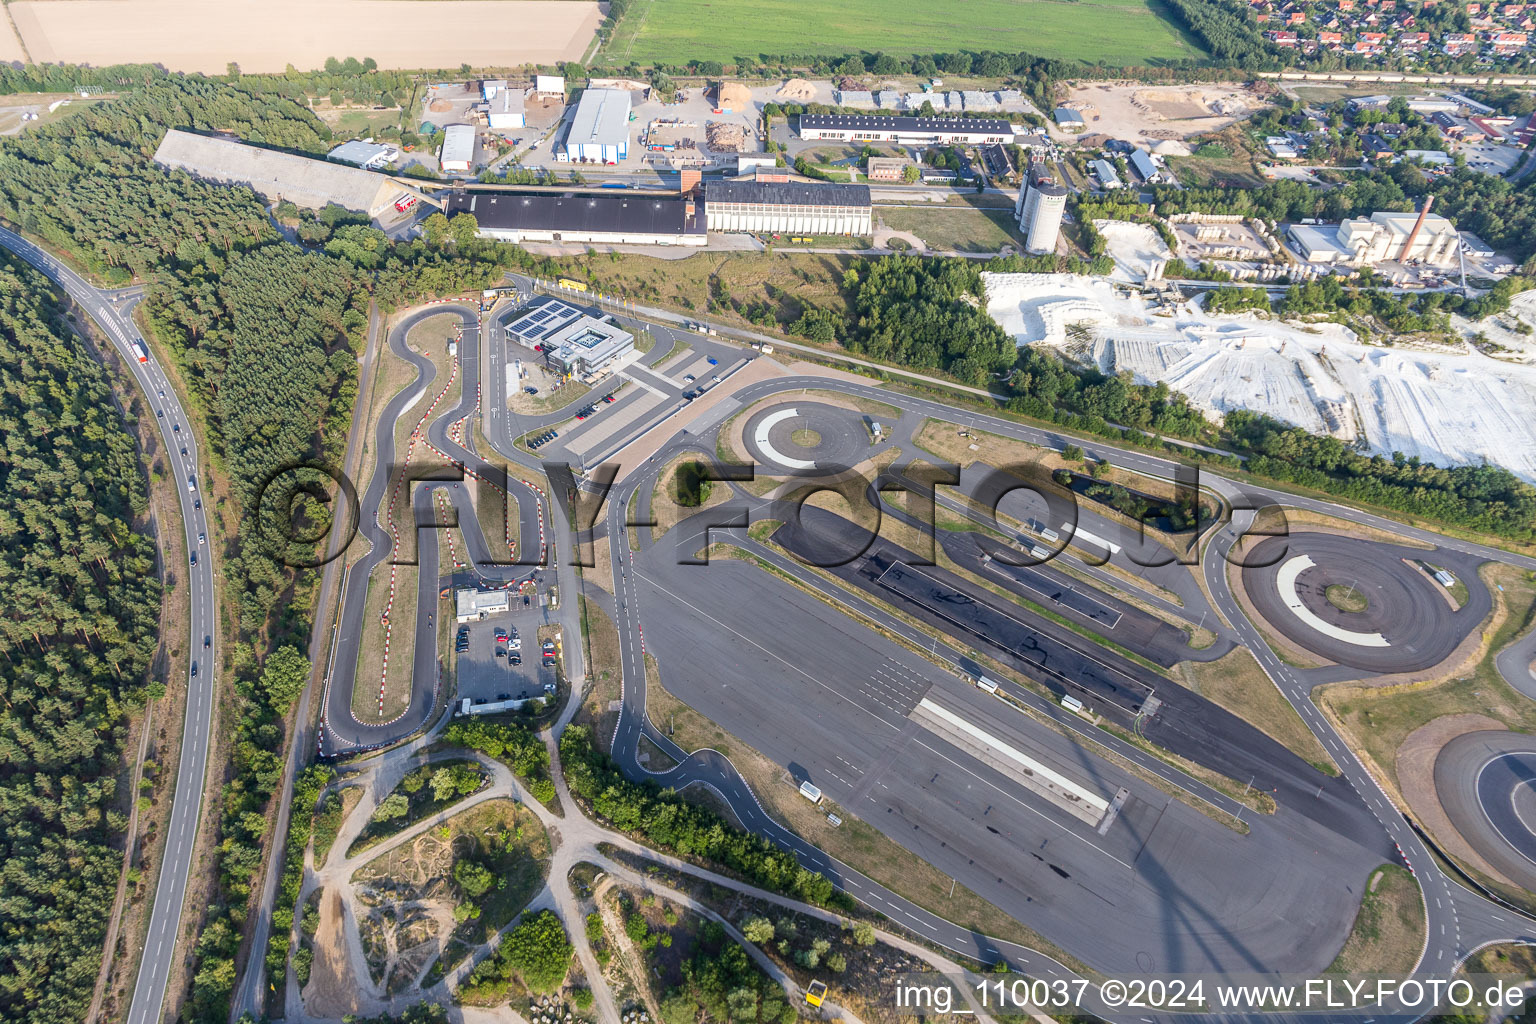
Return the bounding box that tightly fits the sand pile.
[777,78,815,101]
[718,82,752,110]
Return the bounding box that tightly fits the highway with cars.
[0,226,220,1024]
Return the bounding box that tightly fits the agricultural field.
[606,0,1205,66]
[7,0,600,74]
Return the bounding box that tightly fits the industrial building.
[563,88,631,163]
[153,129,402,219]
[703,179,871,235]
[1128,149,1162,183]
[1338,209,1460,265]
[1053,107,1086,132]
[487,89,526,130]
[798,113,1013,146]
[505,298,635,378]
[440,124,476,173]
[327,140,398,169]
[456,588,510,623]
[1090,158,1123,190]
[443,189,705,246]
[865,156,911,181]
[1286,205,1461,267]
[1016,162,1068,254]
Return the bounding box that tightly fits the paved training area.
[742,401,870,474]
[1241,532,1488,672]
[1434,730,1536,892]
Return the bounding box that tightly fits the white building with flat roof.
[327,140,398,169]
[488,89,526,130]
[440,124,476,173]
[563,88,631,163]
[456,588,510,622]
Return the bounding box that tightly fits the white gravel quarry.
[983,272,1536,482]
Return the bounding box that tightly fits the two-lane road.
[0,226,219,1024]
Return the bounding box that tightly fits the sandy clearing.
[305,888,376,1019]
[1395,714,1519,888]
[9,0,600,74]
[1061,80,1267,144]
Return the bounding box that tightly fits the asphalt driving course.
[1435,731,1536,893]
[632,516,1381,977]
[1242,533,1487,673]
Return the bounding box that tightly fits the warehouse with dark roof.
[702,179,871,235]
[798,113,1014,145]
[443,189,706,246]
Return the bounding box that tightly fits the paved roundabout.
[740,401,868,475]
[1241,532,1488,672]
[1435,731,1536,893]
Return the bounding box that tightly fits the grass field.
[877,204,1025,254]
[606,0,1204,66]
[1325,865,1424,976]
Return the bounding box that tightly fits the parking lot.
[454,589,558,708]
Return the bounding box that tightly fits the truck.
[393,193,418,213]
[557,277,589,292]
[131,341,149,363]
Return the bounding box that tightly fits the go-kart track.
[320,304,547,754]
[1240,532,1490,673]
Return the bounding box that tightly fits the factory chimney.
[1399,194,1434,262]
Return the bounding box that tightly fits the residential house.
[1443,32,1479,53]
[1490,30,1529,53]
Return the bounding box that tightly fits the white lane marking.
[754,408,816,470]
[1276,554,1389,647]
